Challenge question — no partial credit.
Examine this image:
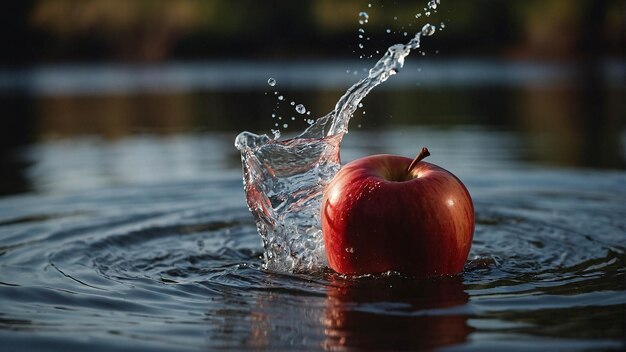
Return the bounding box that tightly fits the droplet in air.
[358,43,364,49]
[425,11,431,17]
[283,123,288,128]
[290,101,295,106]
[278,95,284,101]
[440,22,446,29]
[295,104,306,114]
[415,13,422,18]
[386,28,391,34]
[428,0,439,10]
[421,23,436,36]
[358,12,369,25]
[267,77,276,86]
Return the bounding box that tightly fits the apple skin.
[321,153,474,277]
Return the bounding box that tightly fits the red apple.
[321,148,474,277]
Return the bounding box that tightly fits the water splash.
[235,22,439,272]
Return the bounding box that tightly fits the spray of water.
[235,20,439,272]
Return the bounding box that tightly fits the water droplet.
[278,95,284,101]
[358,34,363,39]
[358,124,362,128]
[283,123,288,128]
[271,113,276,118]
[368,3,372,8]
[290,101,295,106]
[403,32,408,36]
[358,43,364,49]
[428,0,439,10]
[425,11,431,17]
[306,119,314,125]
[295,104,306,114]
[358,103,363,108]
[358,28,365,33]
[271,129,280,139]
[421,23,436,36]
[306,111,311,115]
[386,28,391,34]
[415,13,422,18]
[291,116,296,120]
[345,247,355,253]
[267,77,276,86]
[440,22,446,29]
[358,12,369,25]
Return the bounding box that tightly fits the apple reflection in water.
[322,274,474,350]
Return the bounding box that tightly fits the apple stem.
[406,147,431,174]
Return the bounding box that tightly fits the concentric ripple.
[0,166,624,350]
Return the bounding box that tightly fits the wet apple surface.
[322,149,474,276]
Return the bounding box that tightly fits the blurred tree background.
[3,0,623,64]
[0,0,624,196]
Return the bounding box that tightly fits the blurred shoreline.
[0,59,623,96]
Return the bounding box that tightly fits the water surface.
[0,124,624,350]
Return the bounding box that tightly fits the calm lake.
[0,60,624,350]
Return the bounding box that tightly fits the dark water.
[1,61,625,350]
[0,127,624,351]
